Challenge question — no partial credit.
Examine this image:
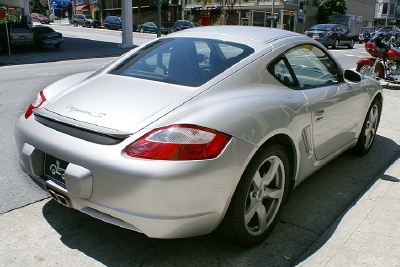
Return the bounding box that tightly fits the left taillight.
[25,91,46,119]
[124,124,232,160]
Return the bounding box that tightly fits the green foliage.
[30,0,47,14]
[316,0,347,23]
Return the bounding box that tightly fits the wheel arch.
[264,133,297,203]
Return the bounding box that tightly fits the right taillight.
[124,124,232,160]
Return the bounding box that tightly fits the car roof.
[169,26,303,45]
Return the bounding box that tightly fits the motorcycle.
[356,30,400,83]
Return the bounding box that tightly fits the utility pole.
[157,0,161,37]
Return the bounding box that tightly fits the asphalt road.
[1,28,399,266]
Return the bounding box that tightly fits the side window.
[268,44,340,89]
[269,57,295,87]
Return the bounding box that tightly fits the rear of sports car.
[14,33,263,238]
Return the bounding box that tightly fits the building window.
[381,2,388,14]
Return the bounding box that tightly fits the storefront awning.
[50,0,72,9]
[75,5,87,11]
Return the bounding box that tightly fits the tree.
[30,0,47,14]
[315,0,347,24]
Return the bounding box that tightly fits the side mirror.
[344,69,362,83]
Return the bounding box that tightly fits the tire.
[54,43,60,49]
[140,28,144,33]
[333,39,339,49]
[353,98,381,155]
[73,21,78,27]
[86,22,91,28]
[216,143,290,247]
[348,39,354,49]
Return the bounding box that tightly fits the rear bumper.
[14,116,255,239]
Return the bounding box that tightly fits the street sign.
[266,15,278,20]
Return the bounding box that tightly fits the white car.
[15,26,383,246]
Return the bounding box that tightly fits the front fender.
[356,57,376,66]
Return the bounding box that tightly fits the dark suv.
[71,14,100,28]
[171,20,196,32]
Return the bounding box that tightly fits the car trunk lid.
[41,74,195,134]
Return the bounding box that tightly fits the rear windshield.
[33,27,54,34]
[308,24,333,31]
[110,37,254,87]
[12,26,31,33]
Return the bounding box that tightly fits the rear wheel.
[73,21,78,27]
[348,39,354,49]
[353,99,380,155]
[140,28,144,33]
[86,22,91,28]
[216,143,290,247]
[333,39,339,49]
[54,43,60,49]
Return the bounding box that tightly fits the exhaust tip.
[47,188,72,208]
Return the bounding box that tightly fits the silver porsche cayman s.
[14,26,383,246]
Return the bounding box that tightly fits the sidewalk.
[297,156,400,266]
[296,85,400,266]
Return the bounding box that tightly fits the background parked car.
[30,13,50,24]
[137,22,169,34]
[31,25,63,49]
[358,26,377,43]
[71,14,100,28]
[171,20,197,32]
[0,23,35,53]
[103,16,137,31]
[304,23,355,49]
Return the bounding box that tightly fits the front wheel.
[352,99,381,155]
[140,28,144,33]
[86,22,91,28]
[216,143,290,247]
[73,21,78,27]
[356,63,384,79]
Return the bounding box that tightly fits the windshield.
[110,38,254,87]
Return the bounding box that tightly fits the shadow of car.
[103,16,137,31]
[31,25,64,49]
[137,22,168,34]
[304,24,355,49]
